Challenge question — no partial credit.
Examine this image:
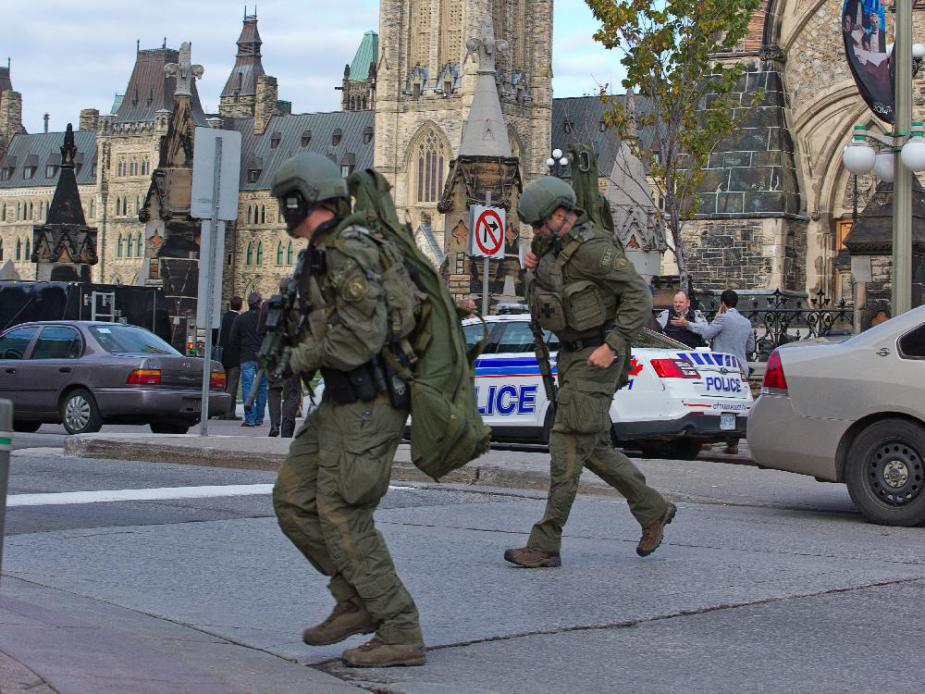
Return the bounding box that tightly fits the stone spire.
[47,124,87,226]
[459,16,511,158]
[32,124,98,282]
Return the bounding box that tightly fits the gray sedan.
[748,305,925,526]
[0,321,230,435]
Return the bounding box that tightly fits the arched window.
[260,206,266,224]
[1,203,5,221]
[88,199,95,219]
[137,232,144,257]
[24,238,30,259]
[15,238,21,261]
[276,242,284,265]
[126,234,134,258]
[247,206,253,225]
[414,127,449,204]
[287,240,294,265]
[117,233,124,258]
[28,202,34,220]
[256,241,264,265]
[0,238,3,261]
[246,242,254,266]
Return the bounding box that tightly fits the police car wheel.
[845,419,925,527]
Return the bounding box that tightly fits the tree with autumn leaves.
[585,0,762,288]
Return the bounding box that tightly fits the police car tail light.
[762,350,789,395]
[650,359,700,379]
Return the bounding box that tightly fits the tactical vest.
[527,223,619,342]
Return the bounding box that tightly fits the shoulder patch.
[599,247,629,273]
[342,273,369,302]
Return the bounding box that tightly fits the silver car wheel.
[65,394,92,432]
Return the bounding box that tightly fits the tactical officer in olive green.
[270,153,426,667]
[504,177,677,568]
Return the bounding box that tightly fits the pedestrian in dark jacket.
[217,296,243,419]
[231,292,268,427]
[260,278,302,438]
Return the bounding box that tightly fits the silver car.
[0,321,230,435]
[748,305,925,526]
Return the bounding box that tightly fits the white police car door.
[472,320,546,432]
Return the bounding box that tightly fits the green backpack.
[338,169,491,481]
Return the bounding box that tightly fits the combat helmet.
[272,152,349,234]
[517,176,577,226]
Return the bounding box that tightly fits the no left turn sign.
[470,205,506,259]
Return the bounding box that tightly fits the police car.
[463,313,753,459]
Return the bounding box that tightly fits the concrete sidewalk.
[0,577,365,694]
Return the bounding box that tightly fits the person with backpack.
[503,176,678,569]
[269,153,426,668]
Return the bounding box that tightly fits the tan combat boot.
[302,598,378,646]
[503,546,561,568]
[636,502,677,557]
[342,637,427,668]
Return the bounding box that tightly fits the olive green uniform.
[272,224,422,646]
[526,218,670,554]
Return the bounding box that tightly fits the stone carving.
[465,16,509,73]
[164,42,204,98]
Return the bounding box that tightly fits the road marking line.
[7,483,416,507]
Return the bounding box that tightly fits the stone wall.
[219,94,257,120]
[79,109,99,132]
[681,216,806,292]
[0,90,23,154]
[254,76,278,135]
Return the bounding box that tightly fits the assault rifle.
[524,269,558,411]
[245,249,309,408]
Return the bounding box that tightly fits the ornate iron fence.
[697,289,855,362]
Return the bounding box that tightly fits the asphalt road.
[4,448,925,693]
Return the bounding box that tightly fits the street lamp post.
[546,148,570,178]
[842,36,925,316]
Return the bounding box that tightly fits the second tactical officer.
[270,153,426,668]
[504,177,677,568]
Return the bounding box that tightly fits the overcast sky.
[5,1,626,133]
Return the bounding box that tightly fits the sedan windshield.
[89,325,179,355]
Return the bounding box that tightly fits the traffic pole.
[482,191,492,315]
[0,399,12,590]
[199,138,223,437]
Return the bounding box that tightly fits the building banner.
[843,0,893,122]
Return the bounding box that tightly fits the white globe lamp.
[843,139,876,175]
[913,43,925,60]
[873,150,895,182]
[551,148,563,160]
[546,157,556,168]
[901,122,925,171]
[559,157,569,166]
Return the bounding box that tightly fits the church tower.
[374,0,552,251]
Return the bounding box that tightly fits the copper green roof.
[110,93,124,115]
[349,31,378,81]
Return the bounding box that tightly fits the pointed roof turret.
[115,46,206,125]
[459,16,511,158]
[46,124,87,226]
[348,31,378,81]
[221,10,266,98]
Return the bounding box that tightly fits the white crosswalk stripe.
[7,483,419,507]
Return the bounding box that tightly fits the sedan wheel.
[61,389,103,435]
[846,419,925,526]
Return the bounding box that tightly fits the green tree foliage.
[586,0,762,287]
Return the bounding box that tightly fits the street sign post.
[469,198,506,314]
[0,399,11,590]
[191,127,242,437]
